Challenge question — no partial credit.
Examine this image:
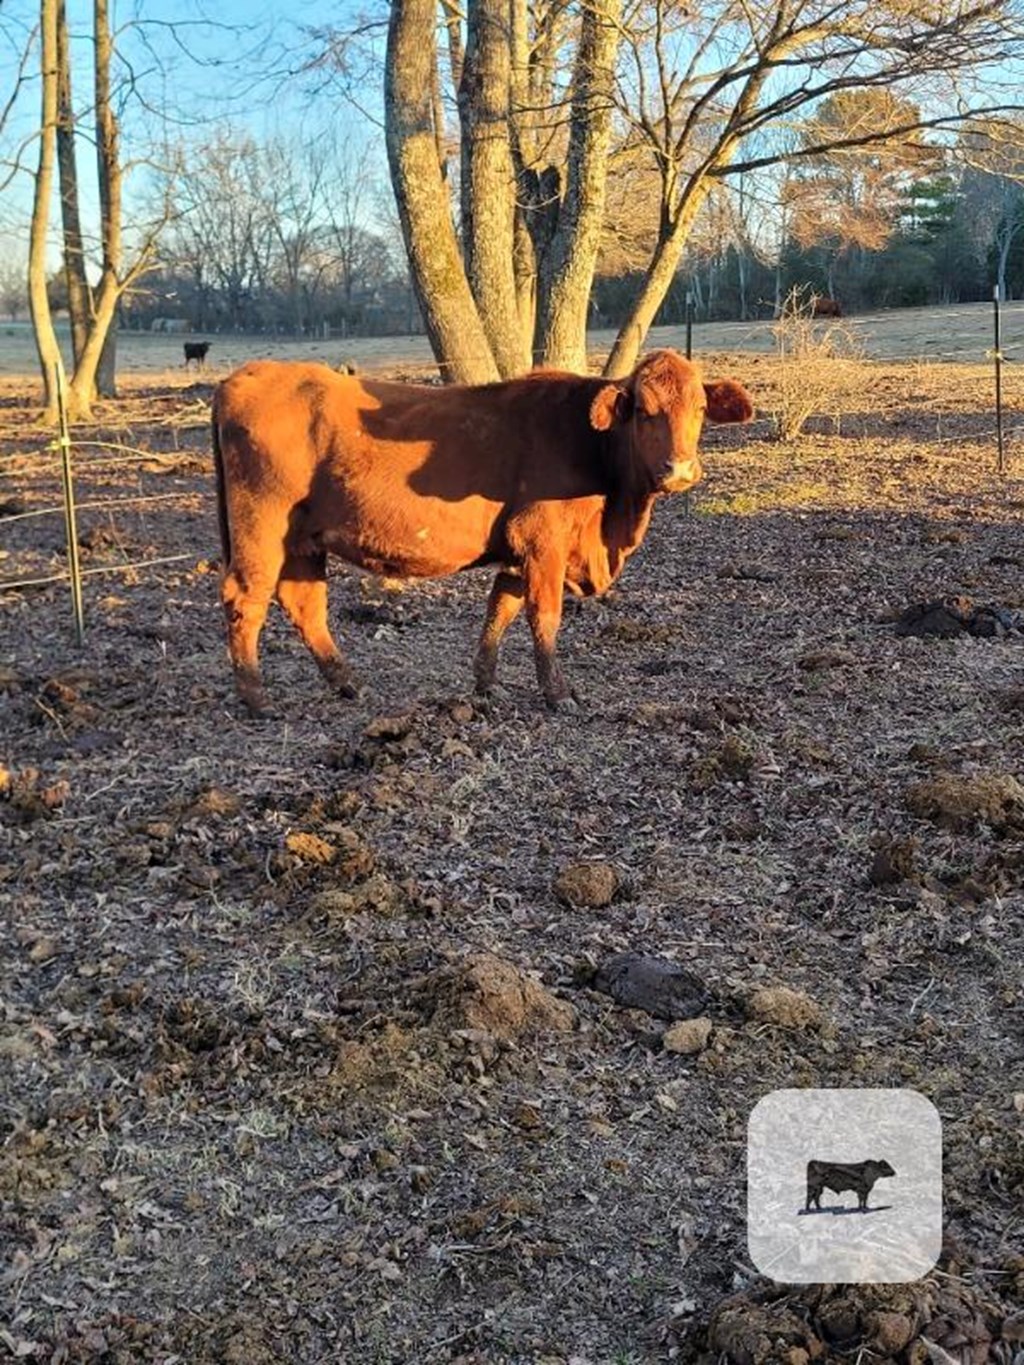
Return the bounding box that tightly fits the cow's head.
[873,1160,897,1177]
[589,349,753,493]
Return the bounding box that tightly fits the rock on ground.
[593,952,711,1020]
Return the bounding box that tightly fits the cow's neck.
[600,431,659,560]
[600,482,658,584]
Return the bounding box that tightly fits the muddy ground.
[1,353,1023,1364]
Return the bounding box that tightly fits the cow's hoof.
[546,693,579,713]
[321,662,361,700]
[242,697,277,720]
[475,684,508,710]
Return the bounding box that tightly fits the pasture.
[1,307,1024,1362]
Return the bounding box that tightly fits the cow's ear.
[590,383,632,431]
[704,379,754,424]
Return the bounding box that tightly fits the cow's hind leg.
[523,551,574,708]
[474,571,524,694]
[276,552,359,699]
[222,567,275,715]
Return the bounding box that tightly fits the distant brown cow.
[184,341,211,370]
[811,297,842,318]
[211,351,754,713]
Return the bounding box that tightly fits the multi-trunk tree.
[374,0,1023,382]
[385,0,622,381]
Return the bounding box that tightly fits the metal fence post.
[54,357,85,644]
[993,284,1005,476]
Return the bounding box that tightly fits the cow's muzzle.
[662,458,702,492]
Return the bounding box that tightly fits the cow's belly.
[315,494,501,578]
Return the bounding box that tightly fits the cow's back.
[215,360,612,510]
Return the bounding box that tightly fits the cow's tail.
[211,396,231,574]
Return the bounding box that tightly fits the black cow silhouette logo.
[805,1159,895,1213]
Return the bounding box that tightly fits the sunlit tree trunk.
[534,0,622,372]
[458,0,529,375]
[385,0,499,383]
[63,0,121,414]
[93,0,118,400]
[56,0,91,372]
[604,180,714,376]
[29,0,62,421]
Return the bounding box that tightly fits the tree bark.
[92,0,118,400]
[56,0,92,371]
[534,0,622,373]
[385,0,499,383]
[604,179,713,376]
[29,0,62,420]
[459,0,529,376]
[509,0,535,349]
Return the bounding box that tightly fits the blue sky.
[0,0,387,269]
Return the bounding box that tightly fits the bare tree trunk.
[440,0,464,87]
[604,179,712,376]
[29,0,62,420]
[458,0,529,375]
[509,0,536,353]
[93,0,117,400]
[385,0,498,383]
[56,0,91,371]
[63,0,119,413]
[535,0,622,372]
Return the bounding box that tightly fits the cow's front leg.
[474,571,524,694]
[524,552,574,707]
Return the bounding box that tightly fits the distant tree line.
[115,130,420,338]
[594,127,1024,325]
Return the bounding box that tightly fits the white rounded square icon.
[748,1088,942,1283]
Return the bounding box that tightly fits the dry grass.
[767,287,867,441]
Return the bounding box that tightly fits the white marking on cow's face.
[416,526,430,540]
[663,456,703,492]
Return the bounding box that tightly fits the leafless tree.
[603,0,1023,374]
[957,117,1024,299]
[28,0,61,418]
[27,0,172,418]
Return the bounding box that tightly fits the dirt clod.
[554,860,620,908]
[745,985,824,1030]
[421,952,575,1039]
[663,1016,713,1054]
[284,831,336,864]
[868,834,918,886]
[698,1275,1005,1365]
[906,772,1024,832]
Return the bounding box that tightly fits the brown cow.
[212,350,753,713]
[811,296,842,319]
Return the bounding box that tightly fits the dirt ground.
[1,338,1024,1364]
